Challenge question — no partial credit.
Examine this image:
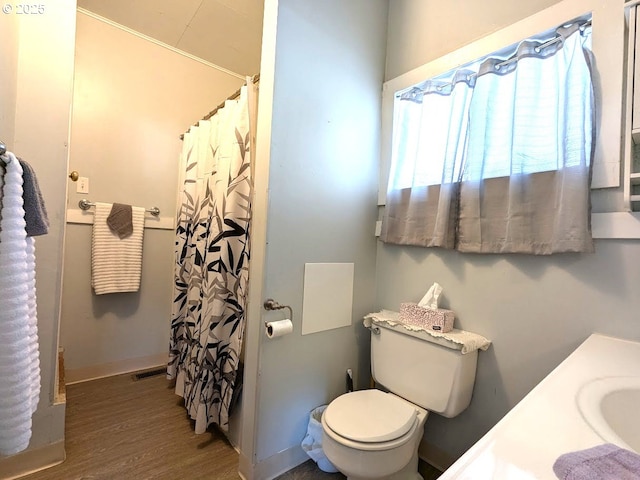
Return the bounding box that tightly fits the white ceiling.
[77,0,264,76]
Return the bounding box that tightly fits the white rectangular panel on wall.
[302,263,354,335]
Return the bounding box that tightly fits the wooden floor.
[22,372,443,480]
[23,373,239,480]
[276,458,442,480]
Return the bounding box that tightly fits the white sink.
[439,335,640,480]
[577,376,640,453]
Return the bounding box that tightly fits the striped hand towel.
[91,202,145,295]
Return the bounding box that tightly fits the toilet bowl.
[321,389,428,480]
[319,318,480,479]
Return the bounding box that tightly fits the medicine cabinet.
[625,1,640,210]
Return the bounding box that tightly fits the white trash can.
[301,405,338,473]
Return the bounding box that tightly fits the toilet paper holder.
[262,298,293,327]
[263,298,293,325]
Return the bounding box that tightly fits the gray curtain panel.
[380,184,458,249]
[457,169,593,254]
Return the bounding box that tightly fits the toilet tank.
[371,321,478,418]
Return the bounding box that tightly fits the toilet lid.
[324,390,417,443]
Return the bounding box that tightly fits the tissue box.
[399,302,454,333]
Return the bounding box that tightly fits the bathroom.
[1,0,640,479]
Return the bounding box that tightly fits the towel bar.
[78,199,160,217]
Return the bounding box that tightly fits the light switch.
[77,177,89,194]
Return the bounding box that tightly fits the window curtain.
[381,22,594,254]
[168,81,255,434]
[380,70,473,248]
[458,23,594,253]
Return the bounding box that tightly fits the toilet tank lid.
[365,311,492,355]
[324,390,417,443]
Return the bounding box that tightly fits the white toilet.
[321,320,479,480]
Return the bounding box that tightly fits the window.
[381,18,595,254]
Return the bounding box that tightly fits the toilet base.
[345,450,423,480]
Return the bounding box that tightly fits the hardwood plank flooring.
[275,459,442,480]
[23,373,239,480]
[274,460,345,479]
[21,371,443,480]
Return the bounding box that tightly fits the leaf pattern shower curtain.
[168,82,254,433]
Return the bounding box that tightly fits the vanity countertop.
[439,333,640,480]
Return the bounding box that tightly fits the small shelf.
[633,129,640,144]
[630,194,640,202]
[631,173,640,185]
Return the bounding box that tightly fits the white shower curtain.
[168,79,257,433]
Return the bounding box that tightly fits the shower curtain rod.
[180,73,260,140]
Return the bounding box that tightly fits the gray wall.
[376,241,640,459]
[61,225,174,375]
[385,0,561,80]
[252,0,388,465]
[381,0,640,461]
[0,11,18,147]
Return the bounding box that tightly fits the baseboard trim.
[419,440,456,472]
[65,353,168,384]
[238,451,253,480]
[0,440,65,480]
[239,445,309,480]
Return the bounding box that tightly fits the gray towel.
[19,159,49,237]
[553,444,640,480]
[107,203,133,239]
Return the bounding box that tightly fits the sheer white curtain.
[381,21,594,254]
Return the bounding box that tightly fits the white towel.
[91,202,145,295]
[26,236,41,413]
[364,309,491,354]
[0,153,39,456]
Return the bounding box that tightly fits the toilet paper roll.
[265,319,293,339]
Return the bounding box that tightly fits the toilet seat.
[323,390,419,450]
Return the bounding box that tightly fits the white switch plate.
[77,177,89,194]
[375,221,382,237]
